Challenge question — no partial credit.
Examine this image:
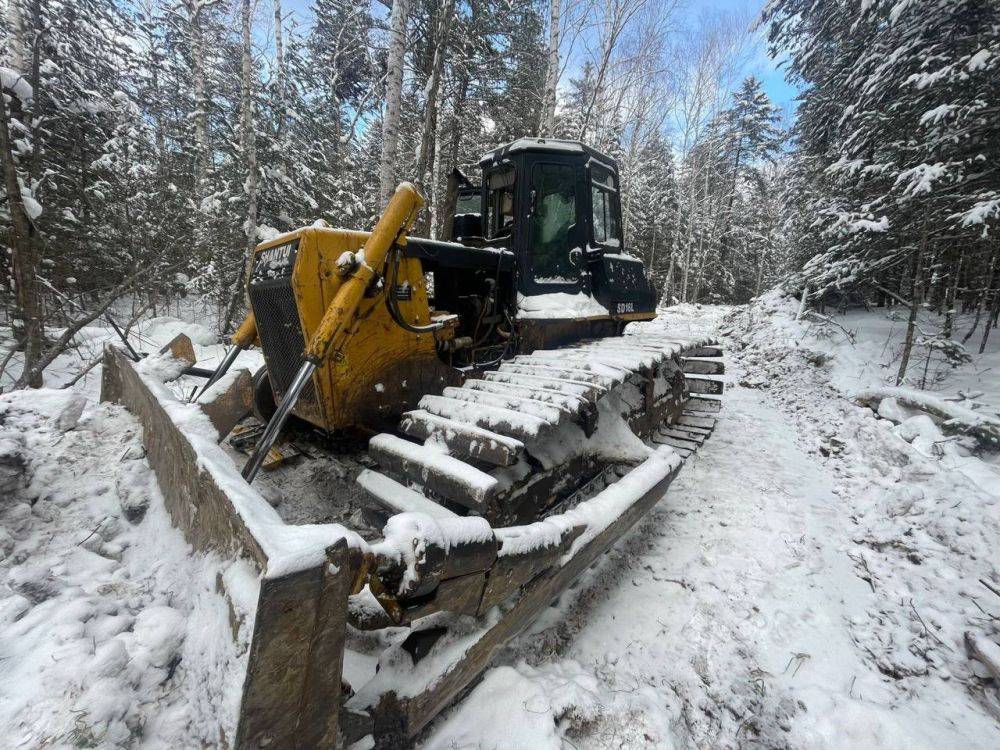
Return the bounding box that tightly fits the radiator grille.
[247,279,320,417]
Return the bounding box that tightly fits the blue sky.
[682,0,799,120]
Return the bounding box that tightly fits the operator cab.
[459,138,655,315]
[419,138,655,367]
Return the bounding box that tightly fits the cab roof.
[479,138,617,171]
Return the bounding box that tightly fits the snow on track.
[1,301,998,748]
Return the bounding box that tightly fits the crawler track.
[364,333,725,526]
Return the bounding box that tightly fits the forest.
[1,0,998,389]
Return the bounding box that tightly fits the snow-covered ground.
[0,389,253,748]
[0,314,259,748]
[1,296,998,748]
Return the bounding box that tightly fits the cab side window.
[590,164,621,247]
[486,167,515,239]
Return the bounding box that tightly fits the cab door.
[519,155,587,296]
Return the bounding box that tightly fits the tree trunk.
[429,84,450,238]
[224,0,259,335]
[942,251,961,338]
[413,0,455,235]
[979,248,1000,354]
[661,189,682,305]
[540,0,561,135]
[963,246,997,345]
[273,0,285,138]
[718,105,746,267]
[896,238,924,386]
[4,0,26,70]
[186,1,212,252]
[2,4,43,388]
[436,68,469,241]
[379,0,410,206]
[754,243,765,297]
[579,0,631,142]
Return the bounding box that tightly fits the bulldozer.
[103,137,724,748]
[222,138,719,512]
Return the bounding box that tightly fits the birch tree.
[178,0,220,246]
[379,0,411,205]
[414,0,456,195]
[223,0,260,333]
[539,0,562,135]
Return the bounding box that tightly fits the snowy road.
[423,304,1000,749]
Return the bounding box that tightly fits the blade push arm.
[306,182,424,363]
[195,311,258,400]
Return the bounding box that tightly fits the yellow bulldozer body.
[247,225,460,434]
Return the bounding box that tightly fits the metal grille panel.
[247,280,320,417]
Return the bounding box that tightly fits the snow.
[895,162,947,195]
[337,250,358,273]
[143,316,218,347]
[967,48,991,71]
[494,446,678,559]
[601,251,641,262]
[0,303,265,396]
[0,307,367,579]
[487,138,585,158]
[516,291,608,320]
[420,393,549,438]
[131,361,366,578]
[368,433,497,498]
[3,298,999,747]
[198,363,247,404]
[356,469,458,519]
[956,195,1000,227]
[20,188,42,220]
[373,514,494,595]
[919,104,956,125]
[0,390,248,747]
[856,386,1000,449]
[424,662,603,750]
[0,66,33,100]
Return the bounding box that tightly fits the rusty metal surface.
[198,368,253,441]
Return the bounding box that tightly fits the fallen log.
[856,387,1000,450]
